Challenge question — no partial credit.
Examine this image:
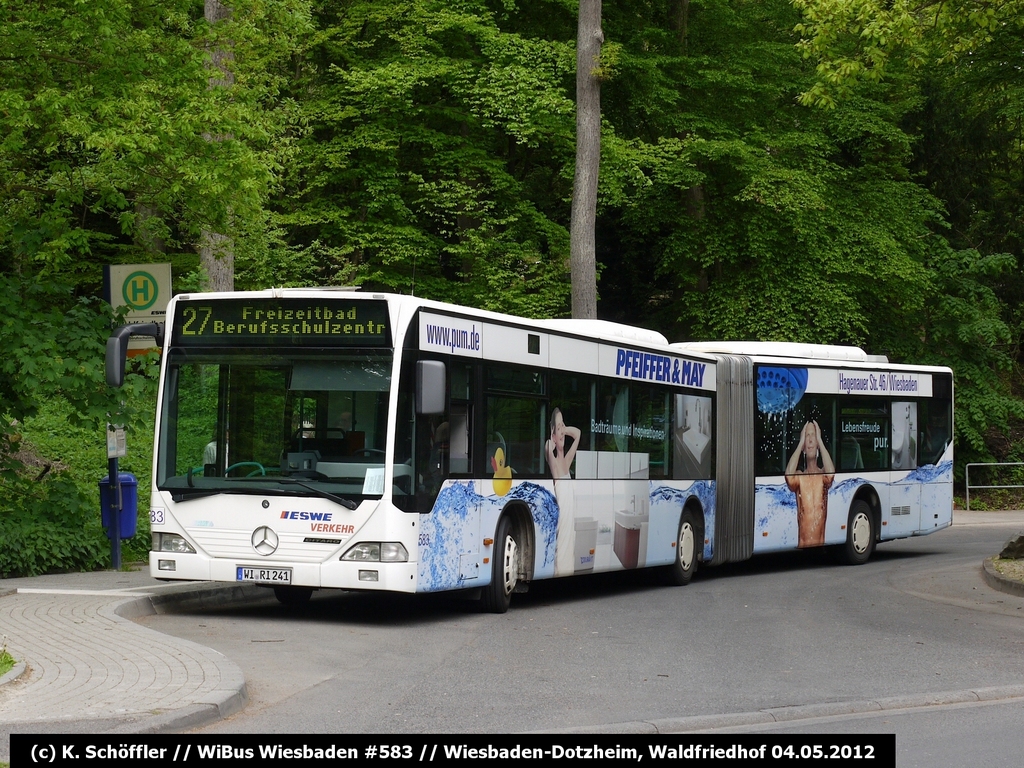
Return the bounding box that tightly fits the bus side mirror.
[416,360,446,415]
[106,323,164,387]
[106,333,128,387]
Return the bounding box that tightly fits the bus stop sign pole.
[106,425,126,570]
[108,457,121,570]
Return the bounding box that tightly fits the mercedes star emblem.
[251,526,279,556]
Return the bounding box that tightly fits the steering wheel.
[226,461,266,477]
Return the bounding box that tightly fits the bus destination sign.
[171,299,390,347]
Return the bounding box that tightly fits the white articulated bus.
[106,291,953,612]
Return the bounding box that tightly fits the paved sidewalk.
[1,509,1022,755]
[0,569,266,760]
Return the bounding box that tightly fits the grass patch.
[0,646,15,677]
[990,557,1024,583]
[956,487,1024,511]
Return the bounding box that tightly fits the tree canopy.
[1,0,1021,569]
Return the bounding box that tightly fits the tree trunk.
[201,0,234,292]
[673,0,691,52]
[135,202,166,257]
[199,230,233,292]
[570,0,602,319]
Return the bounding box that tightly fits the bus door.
[917,382,954,532]
[888,400,920,536]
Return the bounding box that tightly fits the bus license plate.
[236,566,292,584]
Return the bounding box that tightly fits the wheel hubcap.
[851,513,871,553]
[501,535,518,596]
[679,523,695,570]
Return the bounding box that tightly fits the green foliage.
[271,0,574,317]
[0,474,109,578]
[792,0,1024,107]
[1,0,1023,555]
[917,247,1024,467]
[0,279,115,435]
[0,0,311,288]
[20,392,158,566]
[791,0,1024,465]
[0,275,158,576]
[597,2,929,345]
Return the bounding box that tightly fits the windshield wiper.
[169,488,222,502]
[266,479,358,507]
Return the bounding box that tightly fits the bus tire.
[481,516,519,613]
[274,586,313,605]
[662,509,699,586]
[842,500,876,565]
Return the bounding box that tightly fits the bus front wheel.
[662,509,699,586]
[842,500,876,565]
[481,516,519,613]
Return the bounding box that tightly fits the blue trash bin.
[99,472,138,539]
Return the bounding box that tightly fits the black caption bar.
[11,734,894,767]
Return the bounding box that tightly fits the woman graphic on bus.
[785,420,835,548]
[546,407,581,576]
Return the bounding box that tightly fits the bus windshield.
[156,350,394,503]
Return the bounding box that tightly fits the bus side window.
[919,400,951,466]
[673,393,713,480]
[486,396,545,476]
[838,400,888,472]
[486,364,546,477]
[840,436,864,470]
[449,364,473,475]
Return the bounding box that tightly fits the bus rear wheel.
[481,516,519,613]
[842,500,876,565]
[662,510,699,586]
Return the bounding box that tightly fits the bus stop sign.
[104,263,171,350]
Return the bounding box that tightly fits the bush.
[16,393,157,568]
[0,474,108,577]
[0,276,159,576]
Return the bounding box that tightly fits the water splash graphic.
[650,481,717,560]
[757,366,808,414]
[754,461,953,552]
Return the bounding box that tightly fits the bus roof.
[538,319,668,347]
[670,341,888,363]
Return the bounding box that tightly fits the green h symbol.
[131,278,150,303]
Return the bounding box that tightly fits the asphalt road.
[137,518,1024,750]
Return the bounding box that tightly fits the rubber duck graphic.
[490,433,512,496]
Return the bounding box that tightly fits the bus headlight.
[341,542,408,562]
[152,533,196,554]
[380,542,409,562]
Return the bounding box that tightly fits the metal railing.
[965,462,1024,512]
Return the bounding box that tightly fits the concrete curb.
[981,557,1024,598]
[532,684,1024,734]
[101,584,266,733]
[106,691,250,734]
[114,583,271,621]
